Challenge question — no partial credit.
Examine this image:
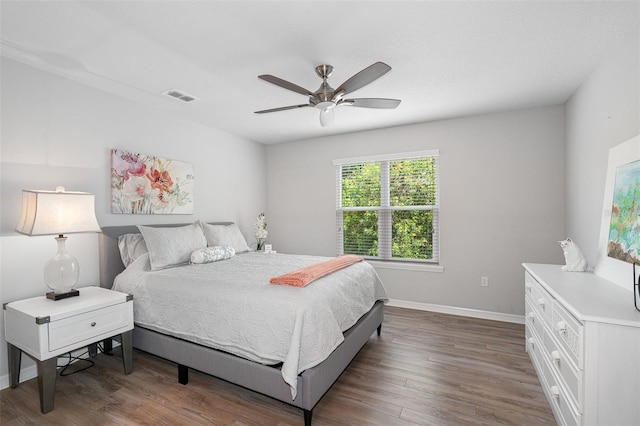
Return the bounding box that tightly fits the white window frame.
[333,150,440,265]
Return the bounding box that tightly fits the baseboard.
[0,364,37,390]
[387,299,525,324]
[0,341,122,390]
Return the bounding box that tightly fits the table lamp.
[15,187,101,300]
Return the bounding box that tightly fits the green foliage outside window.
[392,210,433,259]
[340,157,438,261]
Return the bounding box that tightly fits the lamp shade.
[16,188,100,236]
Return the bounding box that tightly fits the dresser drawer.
[537,346,581,426]
[551,300,584,369]
[542,327,583,412]
[525,298,545,341]
[524,324,577,426]
[525,323,544,371]
[48,302,131,351]
[524,272,536,297]
[526,272,554,328]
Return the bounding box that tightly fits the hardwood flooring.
[0,306,555,425]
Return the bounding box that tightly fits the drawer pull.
[551,350,561,364]
[537,298,545,309]
[525,283,532,292]
[556,320,566,335]
[528,337,535,349]
[91,322,97,327]
[550,385,560,399]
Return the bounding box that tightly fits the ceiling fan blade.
[258,75,314,97]
[343,98,401,109]
[254,104,310,114]
[333,62,392,96]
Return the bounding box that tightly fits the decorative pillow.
[117,233,148,267]
[199,222,251,253]
[190,246,236,264]
[138,223,207,270]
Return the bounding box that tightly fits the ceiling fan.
[254,61,401,127]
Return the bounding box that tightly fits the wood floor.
[0,306,555,425]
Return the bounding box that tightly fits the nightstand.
[3,286,134,413]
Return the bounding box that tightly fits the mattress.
[113,251,388,398]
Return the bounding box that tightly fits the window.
[334,150,439,263]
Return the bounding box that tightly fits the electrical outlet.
[481,276,489,287]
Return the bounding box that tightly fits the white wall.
[565,27,640,288]
[266,106,566,318]
[0,58,266,384]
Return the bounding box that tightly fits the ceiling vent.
[162,89,199,103]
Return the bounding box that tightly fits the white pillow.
[200,222,251,253]
[117,233,148,267]
[190,246,236,264]
[138,223,207,270]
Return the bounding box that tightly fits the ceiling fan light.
[319,108,335,127]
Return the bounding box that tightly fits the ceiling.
[1,1,638,145]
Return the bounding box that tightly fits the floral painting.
[111,149,194,214]
[607,159,640,264]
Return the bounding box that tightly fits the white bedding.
[113,251,388,399]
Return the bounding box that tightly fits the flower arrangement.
[254,213,268,251]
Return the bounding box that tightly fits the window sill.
[367,260,444,273]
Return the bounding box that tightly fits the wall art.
[111,149,194,214]
[595,135,640,288]
[607,158,640,264]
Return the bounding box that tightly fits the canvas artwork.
[607,159,640,265]
[111,149,194,214]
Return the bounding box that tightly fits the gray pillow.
[200,222,251,253]
[138,223,207,270]
[117,233,148,267]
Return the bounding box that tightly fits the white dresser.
[523,263,640,425]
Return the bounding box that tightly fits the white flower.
[122,175,150,201]
[254,213,268,251]
[254,213,268,241]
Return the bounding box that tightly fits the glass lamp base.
[46,289,80,300]
[44,235,80,298]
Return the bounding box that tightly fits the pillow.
[117,233,148,267]
[138,223,207,270]
[190,246,236,264]
[200,222,251,253]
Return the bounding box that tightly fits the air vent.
[162,89,199,103]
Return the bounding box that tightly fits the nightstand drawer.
[49,302,131,351]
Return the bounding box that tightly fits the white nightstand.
[3,286,134,413]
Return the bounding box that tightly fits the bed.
[98,222,387,425]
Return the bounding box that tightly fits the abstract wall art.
[607,158,640,265]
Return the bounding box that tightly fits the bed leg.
[178,364,189,385]
[377,324,382,336]
[303,409,312,426]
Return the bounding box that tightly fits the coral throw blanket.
[270,254,363,287]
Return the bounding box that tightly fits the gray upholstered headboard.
[98,222,233,289]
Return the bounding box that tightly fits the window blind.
[335,151,439,263]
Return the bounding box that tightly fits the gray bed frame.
[98,224,384,426]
